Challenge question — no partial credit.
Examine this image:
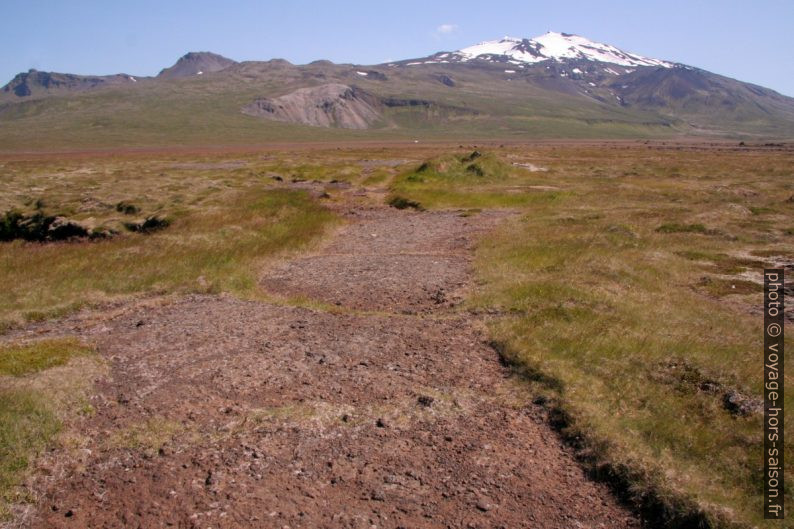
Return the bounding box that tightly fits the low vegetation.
[0,150,376,519]
[0,338,94,377]
[0,338,98,519]
[387,195,424,210]
[655,222,711,234]
[0,151,354,518]
[107,417,183,457]
[0,210,106,242]
[390,151,567,209]
[0,389,60,519]
[393,145,793,528]
[0,153,341,329]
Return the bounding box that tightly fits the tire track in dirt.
[5,205,639,528]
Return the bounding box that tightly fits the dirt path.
[6,204,639,528]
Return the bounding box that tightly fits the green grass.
[361,168,392,186]
[395,146,793,528]
[390,151,568,209]
[0,390,60,519]
[477,217,776,527]
[0,338,94,376]
[656,222,710,234]
[0,337,100,518]
[0,186,336,329]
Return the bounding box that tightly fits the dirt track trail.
[7,204,639,528]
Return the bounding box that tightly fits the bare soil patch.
[262,208,507,313]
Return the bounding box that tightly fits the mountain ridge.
[1,69,138,97]
[2,32,794,145]
[0,31,742,93]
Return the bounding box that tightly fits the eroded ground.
[261,208,508,313]
[5,205,637,528]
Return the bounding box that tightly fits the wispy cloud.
[434,23,458,39]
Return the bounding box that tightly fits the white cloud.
[435,24,458,37]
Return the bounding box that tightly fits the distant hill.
[1,33,793,149]
[1,69,138,97]
[157,51,237,79]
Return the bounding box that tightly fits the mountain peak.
[453,32,673,68]
[157,51,237,79]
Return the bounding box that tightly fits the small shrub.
[0,211,25,241]
[466,163,485,177]
[462,150,481,162]
[124,215,170,233]
[115,201,140,215]
[47,217,89,240]
[0,211,89,242]
[387,196,424,211]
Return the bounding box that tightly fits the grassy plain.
[0,141,791,527]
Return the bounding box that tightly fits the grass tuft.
[389,151,566,209]
[123,215,170,233]
[0,338,94,377]
[107,418,182,456]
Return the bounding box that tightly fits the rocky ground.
[5,197,639,528]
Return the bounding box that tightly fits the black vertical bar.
[764,268,784,519]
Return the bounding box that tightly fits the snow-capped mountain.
[3,31,794,139]
[420,32,673,68]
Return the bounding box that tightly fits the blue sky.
[2,0,793,96]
